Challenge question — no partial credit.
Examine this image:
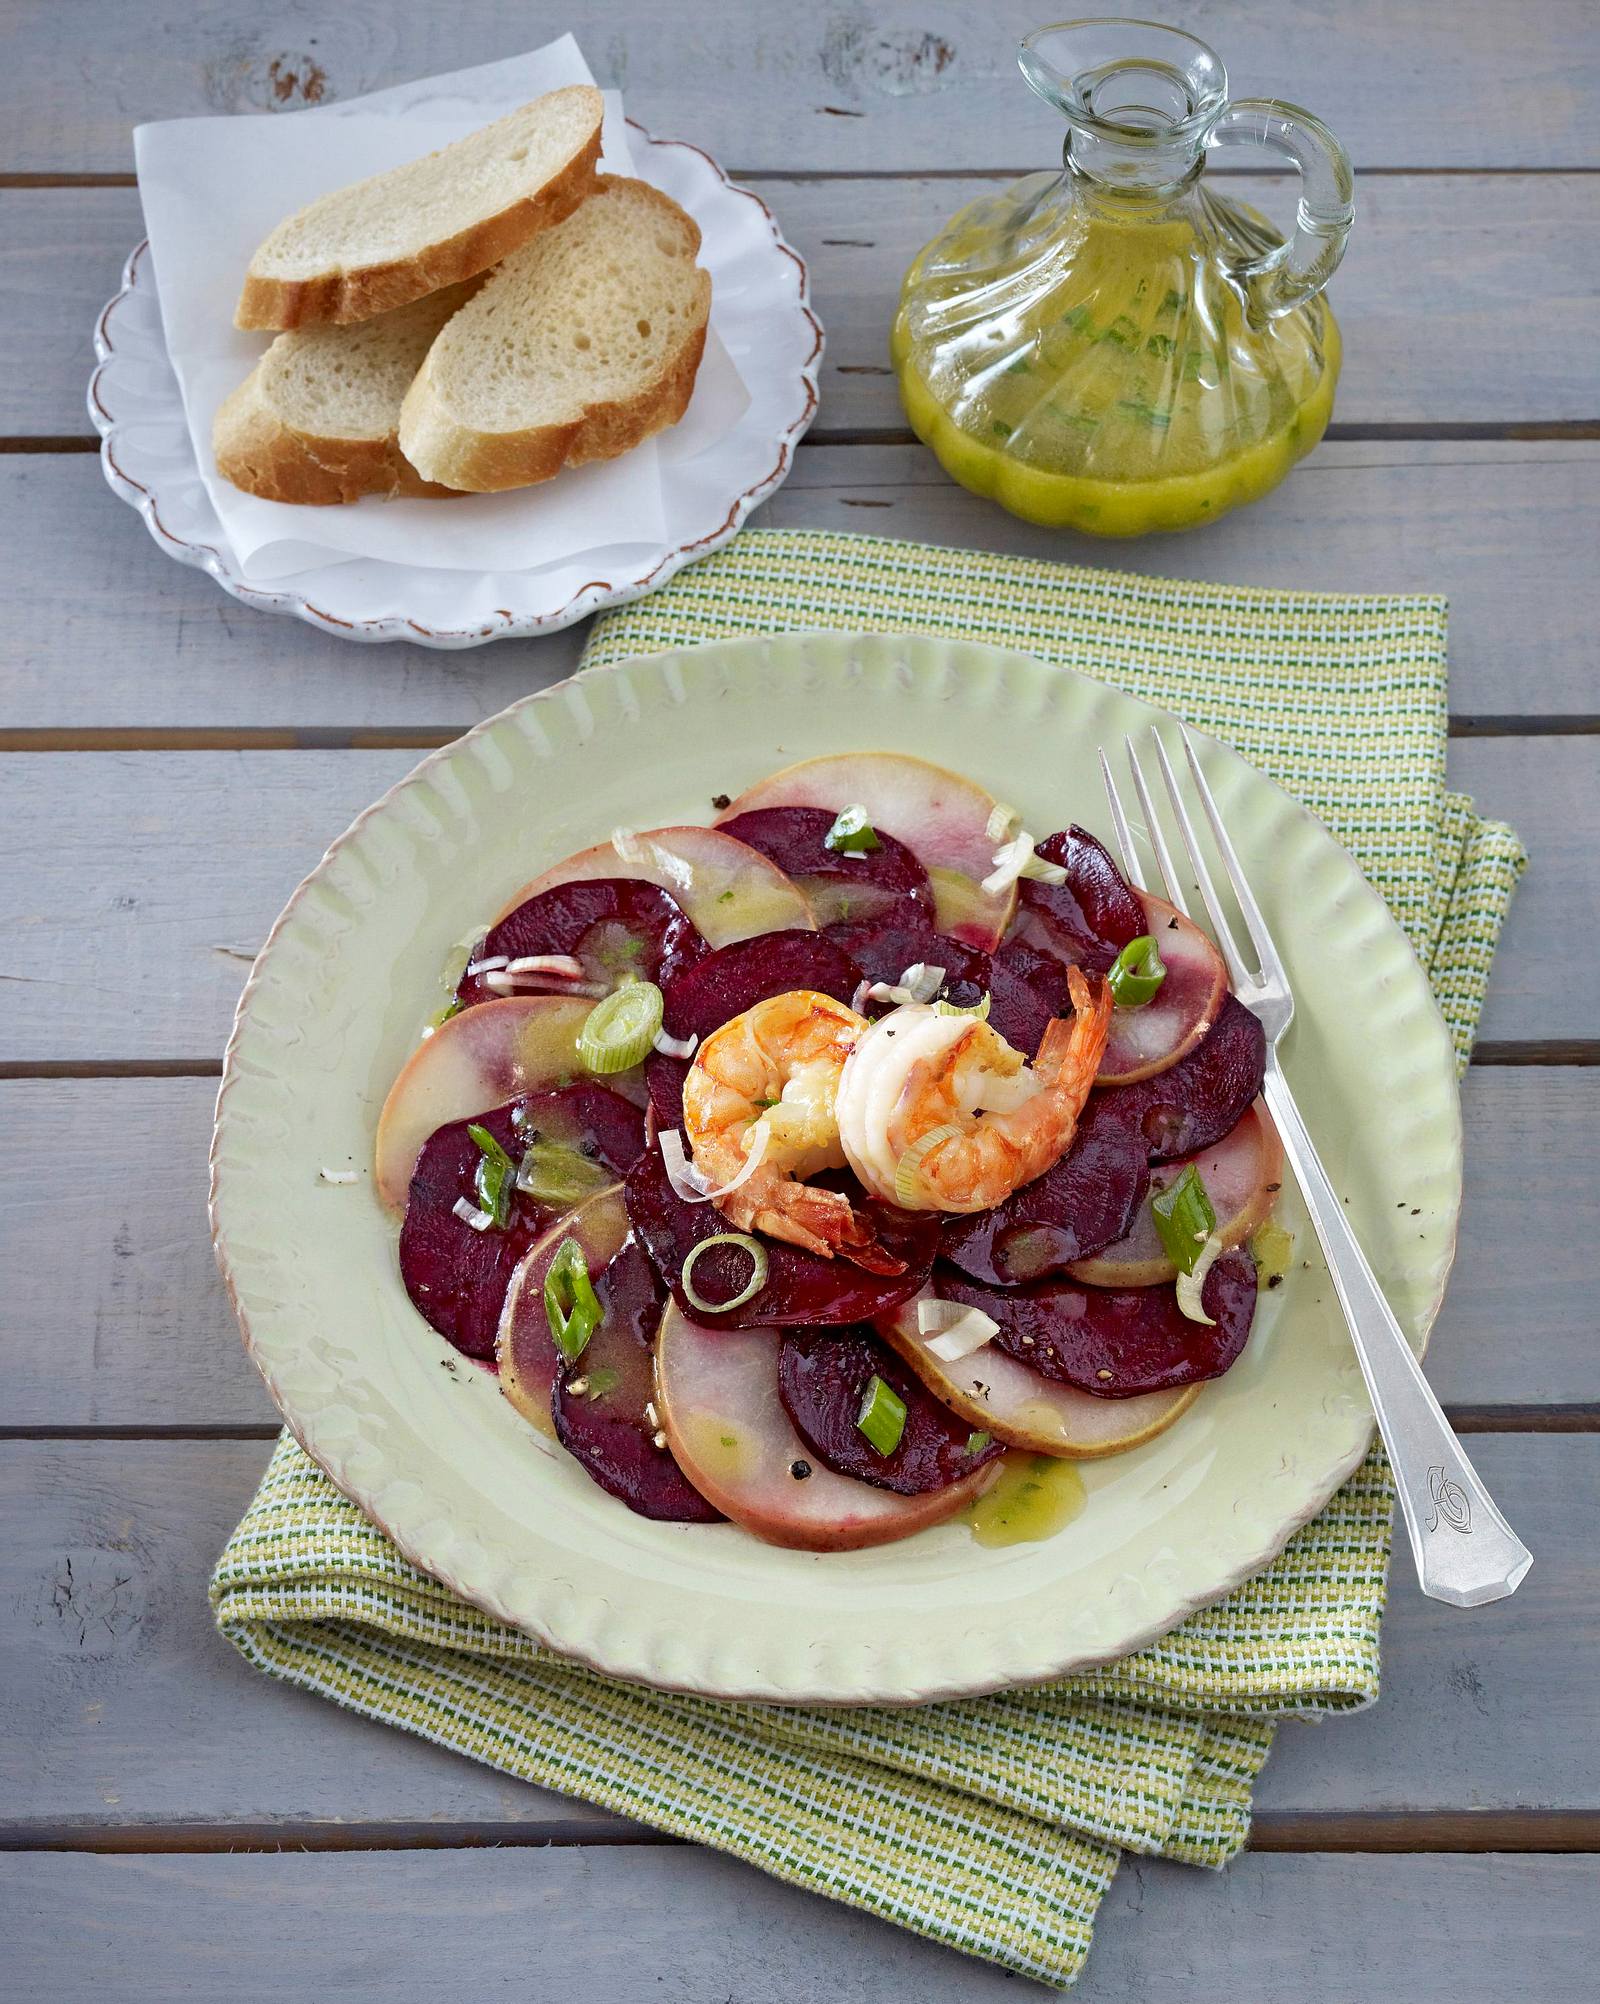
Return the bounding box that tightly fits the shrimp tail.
[1036,967,1113,1088]
[723,1174,905,1274]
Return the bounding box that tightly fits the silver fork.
[1100,726,1533,1607]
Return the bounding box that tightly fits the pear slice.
[494,825,813,946]
[1068,1103,1282,1287]
[654,1304,994,1550]
[879,1288,1199,1458]
[716,751,1016,949]
[374,995,597,1210]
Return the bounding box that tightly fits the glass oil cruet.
[892,19,1355,536]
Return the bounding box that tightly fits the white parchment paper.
[133,36,747,584]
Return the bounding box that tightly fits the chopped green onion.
[824,805,881,855]
[1151,1164,1217,1275]
[544,1238,602,1363]
[1107,934,1167,1008]
[966,1430,993,1455]
[933,991,991,1021]
[516,1140,613,1207]
[856,1375,908,1457]
[893,1122,962,1207]
[1175,1231,1222,1325]
[681,1233,769,1315]
[466,1123,516,1229]
[583,1366,620,1400]
[577,979,664,1074]
[426,997,465,1033]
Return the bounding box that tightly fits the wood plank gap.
[0,1822,667,1855]
[3,1809,1592,1856]
[1248,1809,1600,1853]
[0,436,100,454]
[1471,1041,1600,1067]
[0,1059,222,1080]
[7,421,1600,458]
[0,718,1594,753]
[5,1409,1594,1443]
[0,727,460,752]
[1450,716,1600,738]
[1445,1406,1600,1434]
[0,1424,283,1442]
[4,167,1598,191]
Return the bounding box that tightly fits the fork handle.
[1261,1060,1533,1606]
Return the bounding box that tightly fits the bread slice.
[213,284,479,504]
[235,86,603,331]
[399,177,712,493]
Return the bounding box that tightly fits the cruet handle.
[1207,98,1354,320]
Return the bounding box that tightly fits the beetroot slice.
[717,806,934,929]
[1094,995,1267,1162]
[644,928,865,1133]
[940,1100,1150,1285]
[777,1326,1004,1493]
[938,1250,1258,1397]
[999,824,1146,994]
[822,918,1055,1058]
[625,1148,937,1328]
[398,1084,646,1360]
[456,878,705,1009]
[551,1238,723,1522]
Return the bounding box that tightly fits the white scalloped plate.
[210,633,1460,1703]
[88,123,821,646]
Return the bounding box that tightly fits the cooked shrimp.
[682,989,900,1270]
[837,967,1112,1214]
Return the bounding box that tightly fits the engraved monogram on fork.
[1426,1463,1473,1536]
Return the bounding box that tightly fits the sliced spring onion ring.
[577,980,664,1074]
[856,1374,908,1457]
[985,802,1021,843]
[966,1430,993,1455]
[451,1196,495,1232]
[464,954,509,977]
[1151,1163,1217,1275]
[659,1124,770,1205]
[483,969,606,998]
[1106,934,1167,1008]
[544,1237,602,1363]
[681,1233,769,1315]
[823,804,881,855]
[893,1122,962,1207]
[982,830,1068,897]
[466,1122,516,1228]
[515,1141,613,1207]
[652,1026,700,1060]
[933,991,991,1020]
[505,953,587,980]
[917,1297,1000,1361]
[1175,1230,1224,1325]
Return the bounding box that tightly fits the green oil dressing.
[1251,1218,1295,1288]
[967,1453,1087,1547]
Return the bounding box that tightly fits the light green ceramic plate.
[210,632,1460,1705]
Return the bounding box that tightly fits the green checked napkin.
[212,529,1525,1988]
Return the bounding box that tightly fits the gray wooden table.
[3,4,1596,1995]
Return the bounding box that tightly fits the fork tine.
[1177,724,1284,987]
[1146,730,1254,991]
[1123,735,1191,917]
[1097,747,1145,889]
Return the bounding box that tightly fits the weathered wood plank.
[3,446,1596,731]
[9,175,1598,437]
[1,1069,1590,1428]
[0,736,1585,1060]
[1,0,1595,171]
[3,1844,1596,2003]
[1,1438,1593,1840]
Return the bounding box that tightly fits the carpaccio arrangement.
[373,752,1285,1551]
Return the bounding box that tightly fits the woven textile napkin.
[213,528,1524,1988]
